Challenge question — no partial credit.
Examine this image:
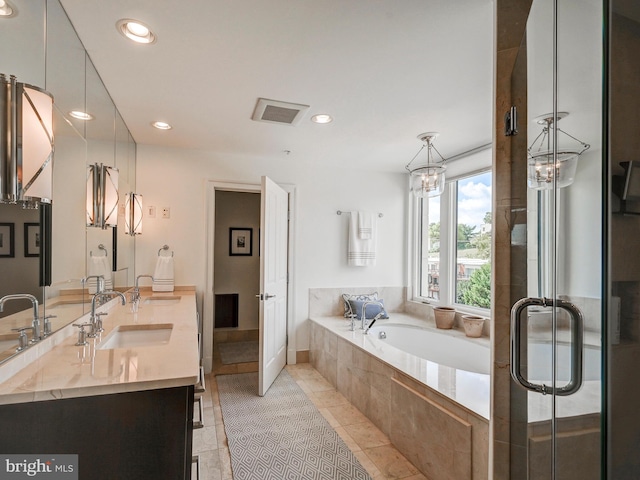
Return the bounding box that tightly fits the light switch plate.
[148,206,156,218]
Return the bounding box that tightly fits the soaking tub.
[309,313,491,480]
[367,323,491,375]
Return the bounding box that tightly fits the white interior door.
[258,176,288,396]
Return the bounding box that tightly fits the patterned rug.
[218,341,259,365]
[217,370,372,480]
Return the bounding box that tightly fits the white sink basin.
[143,296,181,306]
[98,323,173,350]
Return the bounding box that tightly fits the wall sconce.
[0,74,54,206]
[527,112,590,189]
[124,192,143,236]
[405,132,447,198]
[86,163,119,228]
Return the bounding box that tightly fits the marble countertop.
[0,291,200,405]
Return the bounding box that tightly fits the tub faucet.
[364,312,386,335]
[360,301,386,330]
[0,294,41,341]
[88,290,126,337]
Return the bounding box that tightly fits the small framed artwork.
[24,223,40,257]
[229,228,253,256]
[0,223,15,258]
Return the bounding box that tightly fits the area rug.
[217,341,259,365]
[217,370,372,480]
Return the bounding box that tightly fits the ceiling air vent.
[251,98,310,126]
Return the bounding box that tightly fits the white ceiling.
[59,0,494,173]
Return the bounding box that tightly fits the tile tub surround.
[0,291,200,404]
[310,316,489,480]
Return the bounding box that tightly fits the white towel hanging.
[348,211,377,266]
[88,255,113,293]
[357,211,375,239]
[153,255,175,292]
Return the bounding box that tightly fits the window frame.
[412,165,493,317]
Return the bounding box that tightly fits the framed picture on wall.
[229,228,253,256]
[24,223,40,257]
[0,223,15,258]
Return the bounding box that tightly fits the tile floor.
[193,363,428,480]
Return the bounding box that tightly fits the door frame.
[202,180,297,374]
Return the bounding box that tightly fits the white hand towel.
[357,211,375,239]
[88,255,113,293]
[153,256,175,292]
[348,211,377,266]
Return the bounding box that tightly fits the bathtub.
[309,314,491,479]
[310,314,492,418]
[367,323,490,375]
[368,323,601,382]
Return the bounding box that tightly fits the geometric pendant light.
[405,132,447,198]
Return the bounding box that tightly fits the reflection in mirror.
[85,56,115,292]
[0,0,137,365]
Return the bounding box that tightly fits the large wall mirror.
[0,0,137,363]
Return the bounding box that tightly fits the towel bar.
[337,210,383,218]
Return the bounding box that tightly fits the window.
[416,170,492,312]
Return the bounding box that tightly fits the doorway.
[202,180,297,378]
[212,190,261,375]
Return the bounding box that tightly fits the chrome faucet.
[360,301,386,330]
[132,274,154,304]
[364,311,386,335]
[83,275,105,294]
[0,294,41,342]
[88,290,126,337]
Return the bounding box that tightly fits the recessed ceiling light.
[69,110,94,121]
[311,114,333,124]
[116,19,156,44]
[0,0,14,17]
[151,121,172,130]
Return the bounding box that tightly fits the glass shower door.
[509,0,603,478]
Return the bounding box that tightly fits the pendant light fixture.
[527,112,590,189]
[86,163,119,229]
[0,74,54,206]
[124,192,143,236]
[405,132,447,198]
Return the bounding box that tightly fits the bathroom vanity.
[0,290,200,480]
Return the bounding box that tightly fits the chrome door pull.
[555,298,584,396]
[510,297,584,396]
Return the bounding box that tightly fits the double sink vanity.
[0,288,200,480]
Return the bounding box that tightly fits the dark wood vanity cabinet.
[0,385,195,480]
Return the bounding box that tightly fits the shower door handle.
[510,297,584,396]
[554,298,584,396]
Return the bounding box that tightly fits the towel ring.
[90,244,108,257]
[336,210,383,218]
[158,244,174,257]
